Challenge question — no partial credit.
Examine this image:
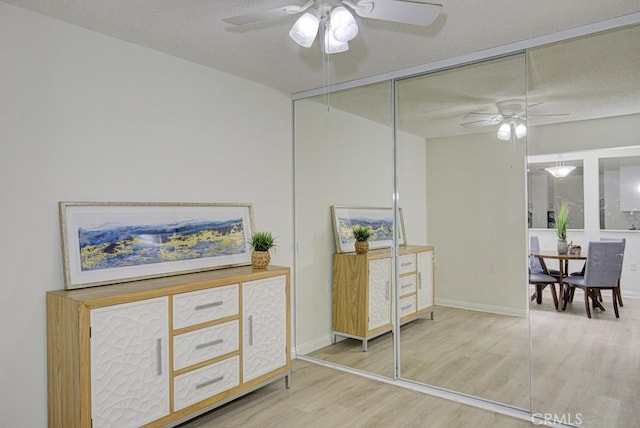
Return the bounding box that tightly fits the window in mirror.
[527,159,584,229]
[600,155,640,230]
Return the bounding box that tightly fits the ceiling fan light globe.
[515,123,527,138]
[497,122,511,140]
[323,25,349,54]
[330,6,358,42]
[289,13,320,48]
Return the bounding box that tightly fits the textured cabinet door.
[242,275,287,382]
[368,258,392,331]
[90,297,170,428]
[417,250,434,310]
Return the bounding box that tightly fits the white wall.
[426,132,529,316]
[294,98,427,353]
[0,4,292,427]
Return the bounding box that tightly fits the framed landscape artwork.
[331,205,407,253]
[59,202,255,289]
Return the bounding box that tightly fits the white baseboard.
[294,334,333,356]
[622,290,640,299]
[435,298,528,318]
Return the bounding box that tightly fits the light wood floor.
[308,307,531,409]
[178,359,533,428]
[307,288,640,428]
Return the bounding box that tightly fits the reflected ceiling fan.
[460,99,568,141]
[223,0,442,54]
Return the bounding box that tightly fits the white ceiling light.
[289,12,320,48]
[330,6,359,42]
[496,119,527,141]
[323,22,349,54]
[497,122,512,141]
[545,157,576,178]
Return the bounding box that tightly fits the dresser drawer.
[173,320,239,370]
[173,284,239,329]
[399,254,416,274]
[398,274,416,296]
[399,295,417,318]
[173,356,240,411]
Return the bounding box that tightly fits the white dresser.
[47,265,290,428]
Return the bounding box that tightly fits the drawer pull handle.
[248,315,253,346]
[195,301,223,311]
[195,376,224,389]
[156,338,162,376]
[401,304,412,310]
[418,272,422,289]
[401,262,412,267]
[195,339,223,350]
[401,283,412,289]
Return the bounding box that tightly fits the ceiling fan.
[223,0,442,54]
[460,99,568,141]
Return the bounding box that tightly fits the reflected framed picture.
[59,202,255,289]
[331,205,407,253]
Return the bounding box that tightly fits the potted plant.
[249,231,277,268]
[352,225,373,254]
[555,200,569,254]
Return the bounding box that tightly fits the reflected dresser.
[332,245,434,351]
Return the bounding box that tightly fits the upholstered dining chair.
[568,237,626,306]
[529,235,561,306]
[530,270,560,308]
[530,235,561,277]
[563,240,625,318]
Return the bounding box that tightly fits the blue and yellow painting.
[338,216,393,244]
[78,219,246,271]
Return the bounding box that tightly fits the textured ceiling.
[3,0,640,94]
[306,24,640,138]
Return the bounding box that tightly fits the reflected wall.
[294,82,396,377]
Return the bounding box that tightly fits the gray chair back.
[584,241,625,286]
[529,235,543,272]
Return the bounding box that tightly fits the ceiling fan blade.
[462,113,502,122]
[527,113,571,117]
[460,119,501,129]
[223,2,311,25]
[353,0,442,27]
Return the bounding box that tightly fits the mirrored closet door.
[293,21,640,428]
[527,24,640,427]
[293,81,397,378]
[395,54,530,409]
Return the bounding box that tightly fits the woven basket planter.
[252,251,271,269]
[354,241,369,254]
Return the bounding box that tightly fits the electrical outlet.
[631,262,637,272]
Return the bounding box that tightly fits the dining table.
[530,250,587,311]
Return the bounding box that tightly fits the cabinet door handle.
[195,338,223,350]
[248,315,253,346]
[195,301,223,311]
[196,376,224,389]
[418,272,422,290]
[156,338,162,376]
[385,281,390,300]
